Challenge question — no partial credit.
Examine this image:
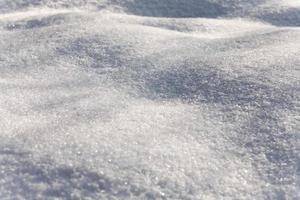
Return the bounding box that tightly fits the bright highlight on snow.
[0,0,299,199]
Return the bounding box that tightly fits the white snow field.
[0,0,299,199]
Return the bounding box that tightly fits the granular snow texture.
[0,0,299,199]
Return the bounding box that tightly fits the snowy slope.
[0,0,299,199]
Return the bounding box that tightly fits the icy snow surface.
[0,0,299,199]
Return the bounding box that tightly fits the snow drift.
[0,0,299,199]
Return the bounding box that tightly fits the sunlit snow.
[0,0,299,199]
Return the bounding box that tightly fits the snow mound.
[0,0,299,199]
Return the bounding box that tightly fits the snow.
[0,0,299,199]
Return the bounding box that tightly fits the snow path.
[0,0,299,199]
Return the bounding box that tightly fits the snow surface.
[0,0,299,199]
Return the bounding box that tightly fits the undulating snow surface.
[0,0,299,199]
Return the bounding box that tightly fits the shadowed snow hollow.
[0,0,299,199]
